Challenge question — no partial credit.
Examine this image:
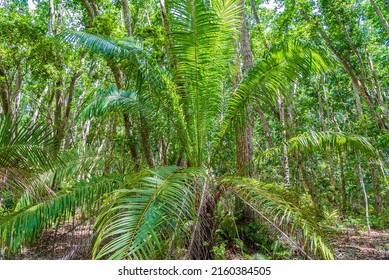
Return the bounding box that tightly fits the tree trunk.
[318,85,338,202]
[0,67,10,115]
[121,0,132,36]
[278,93,290,188]
[369,159,382,215]
[338,150,347,217]
[358,163,371,238]
[140,116,155,168]
[352,81,363,118]
[48,0,55,35]
[255,104,274,148]
[371,0,389,36]
[236,0,254,176]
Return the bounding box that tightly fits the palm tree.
[0,0,380,260]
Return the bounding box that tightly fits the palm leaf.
[92,166,204,259]
[0,175,122,255]
[223,176,334,260]
[212,40,332,159]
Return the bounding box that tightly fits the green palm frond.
[80,87,138,120]
[212,41,332,158]
[223,177,334,260]
[62,31,148,63]
[93,166,204,259]
[169,0,240,166]
[261,131,378,160]
[0,116,59,194]
[0,175,122,255]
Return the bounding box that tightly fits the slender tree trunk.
[371,0,389,36]
[140,116,155,168]
[358,163,371,238]
[352,81,363,118]
[255,104,274,148]
[121,0,132,36]
[53,79,64,155]
[13,64,22,120]
[338,150,347,217]
[318,84,338,204]
[0,67,10,115]
[236,0,254,176]
[369,159,382,215]
[48,0,55,35]
[278,93,290,188]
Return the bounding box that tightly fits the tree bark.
[358,163,371,238]
[338,150,347,217]
[236,0,254,176]
[0,67,10,115]
[371,0,389,36]
[121,0,132,36]
[48,0,55,35]
[278,93,290,188]
[369,159,382,215]
[255,104,274,148]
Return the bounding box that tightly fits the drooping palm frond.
[92,166,205,259]
[0,174,123,255]
[261,131,378,161]
[0,116,59,194]
[222,177,334,260]
[62,31,148,63]
[212,41,332,158]
[80,87,138,120]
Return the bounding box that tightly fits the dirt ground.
[333,228,389,260]
[16,223,389,260]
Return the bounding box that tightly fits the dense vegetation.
[0,0,388,260]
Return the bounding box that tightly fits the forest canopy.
[0,0,388,260]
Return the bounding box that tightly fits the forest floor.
[333,227,389,260]
[15,224,389,260]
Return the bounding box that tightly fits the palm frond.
[80,86,138,120]
[62,31,148,63]
[0,175,122,255]
[169,0,240,166]
[261,131,378,161]
[212,41,332,158]
[223,176,334,260]
[0,116,59,194]
[93,166,204,259]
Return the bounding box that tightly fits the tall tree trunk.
[0,67,10,115]
[369,159,382,215]
[139,116,155,168]
[338,150,347,217]
[48,0,55,35]
[121,0,132,36]
[255,104,274,148]
[53,79,64,155]
[352,81,363,118]
[371,0,389,36]
[318,84,338,204]
[236,0,254,176]
[278,93,290,188]
[13,63,22,120]
[358,163,371,238]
